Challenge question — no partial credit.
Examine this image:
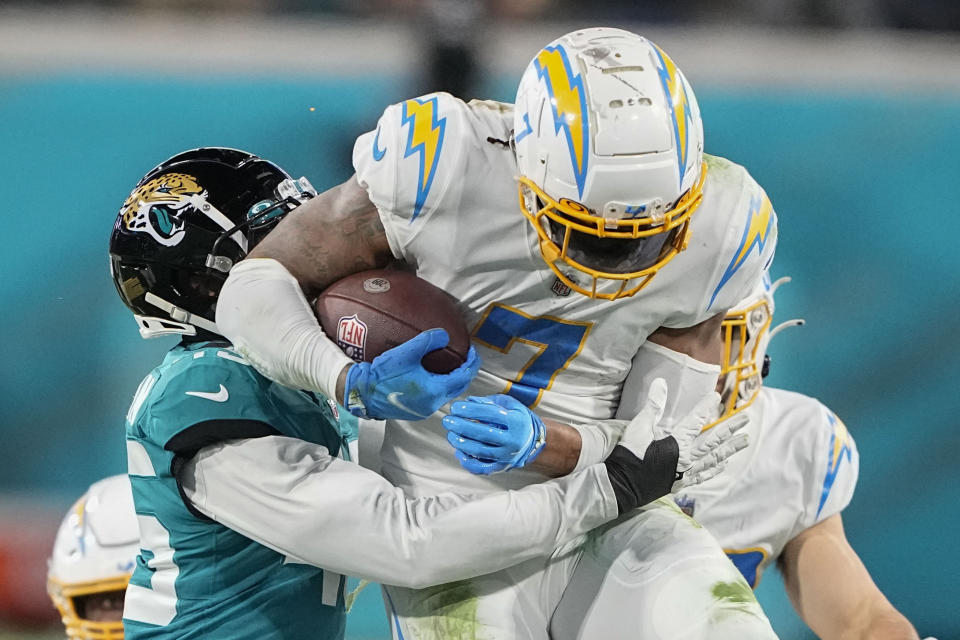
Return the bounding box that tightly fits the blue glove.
[344,328,480,420]
[441,394,547,475]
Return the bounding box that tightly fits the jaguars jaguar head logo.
[120,173,204,246]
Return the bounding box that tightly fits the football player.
[47,475,138,640]
[215,29,780,638]
[110,147,745,640]
[667,274,922,640]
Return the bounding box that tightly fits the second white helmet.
[47,475,139,640]
[514,27,705,299]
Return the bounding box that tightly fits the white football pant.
[384,498,777,640]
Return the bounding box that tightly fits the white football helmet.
[47,475,138,640]
[514,27,705,299]
[704,273,804,430]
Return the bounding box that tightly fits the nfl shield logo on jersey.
[337,314,367,362]
[551,276,572,297]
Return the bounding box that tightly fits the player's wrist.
[528,419,581,477]
[335,363,352,405]
[516,410,547,466]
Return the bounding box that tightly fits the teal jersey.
[122,341,348,639]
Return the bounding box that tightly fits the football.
[315,269,470,374]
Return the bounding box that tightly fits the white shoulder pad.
[352,92,470,260]
[807,402,859,526]
[698,155,779,316]
[765,388,860,531]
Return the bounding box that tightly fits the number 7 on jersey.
[472,303,591,408]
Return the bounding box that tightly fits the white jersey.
[352,93,778,496]
[675,387,860,587]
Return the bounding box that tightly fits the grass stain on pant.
[402,581,485,640]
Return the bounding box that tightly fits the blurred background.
[1,0,958,638]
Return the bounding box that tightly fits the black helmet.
[109,147,316,339]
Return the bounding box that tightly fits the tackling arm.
[529,418,583,477]
[179,434,617,589]
[780,514,919,640]
[181,381,734,587]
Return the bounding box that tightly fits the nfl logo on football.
[337,314,367,362]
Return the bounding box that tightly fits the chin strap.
[134,315,196,339]
[142,292,220,337]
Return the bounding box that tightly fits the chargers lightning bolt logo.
[401,96,446,222]
[709,192,775,309]
[70,497,87,554]
[372,126,386,161]
[652,43,694,188]
[535,45,590,199]
[817,412,853,517]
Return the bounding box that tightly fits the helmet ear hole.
[177,269,223,301]
[171,268,226,328]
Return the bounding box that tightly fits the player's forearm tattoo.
[338,202,388,275]
[250,177,390,296]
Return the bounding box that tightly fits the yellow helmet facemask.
[517,163,707,300]
[710,297,773,431]
[702,276,803,432]
[47,574,129,640]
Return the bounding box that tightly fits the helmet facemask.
[48,575,128,640]
[715,297,772,424]
[702,276,804,431]
[517,167,704,300]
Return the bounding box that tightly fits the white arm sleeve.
[215,258,353,398]
[181,435,617,589]
[616,341,720,427]
[572,341,721,471]
[570,419,629,472]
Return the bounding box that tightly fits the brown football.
[314,269,470,374]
